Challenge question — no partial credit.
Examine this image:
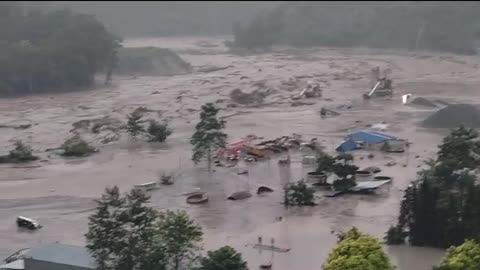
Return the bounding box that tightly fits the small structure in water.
[186,192,209,204]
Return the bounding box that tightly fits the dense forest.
[233,1,480,54]
[33,1,280,37]
[0,2,120,96]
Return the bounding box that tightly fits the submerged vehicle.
[17,216,41,230]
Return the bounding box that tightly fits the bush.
[284,181,316,206]
[147,120,173,142]
[434,240,480,270]
[384,225,407,245]
[6,141,38,162]
[332,177,356,191]
[198,246,248,270]
[61,136,97,157]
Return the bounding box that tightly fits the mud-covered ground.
[3,36,480,269]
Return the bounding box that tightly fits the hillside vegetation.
[233,1,480,55]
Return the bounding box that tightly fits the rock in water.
[422,104,480,128]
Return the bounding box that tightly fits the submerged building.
[1,243,96,270]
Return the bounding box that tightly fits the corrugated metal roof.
[23,244,96,269]
[347,131,396,144]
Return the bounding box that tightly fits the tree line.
[232,1,480,55]
[0,2,120,96]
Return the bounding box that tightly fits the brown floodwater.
[4,35,480,269]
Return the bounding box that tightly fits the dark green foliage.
[332,153,359,181]
[434,240,480,270]
[332,178,356,191]
[147,120,173,143]
[61,136,96,157]
[390,126,480,248]
[155,210,203,270]
[191,103,227,172]
[198,246,247,270]
[384,225,407,245]
[0,2,121,96]
[126,110,145,138]
[0,140,39,163]
[284,181,316,206]
[233,2,480,55]
[315,153,335,173]
[85,187,164,270]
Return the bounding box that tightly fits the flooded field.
[3,36,480,269]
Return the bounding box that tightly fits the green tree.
[284,181,316,206]
[126,110,145,138]
[61,136,96,157]
[155,210,203,270]
[0,3,121,96]
[147,119,173,142]
[6,140,39,162]
[85,186,166,270]
[190,103,227,173]
[390,127,480,248]
[323,227,394,270]
[434,240,480,270]
[198,246,248,270]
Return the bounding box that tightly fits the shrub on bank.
[61,136,97,157]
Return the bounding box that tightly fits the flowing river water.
[3,35,480,269]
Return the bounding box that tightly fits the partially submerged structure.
[1,243,96,270]
[336,131,405,153]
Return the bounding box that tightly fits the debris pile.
[229,88,268,105]
[422,104,480,128]
[71,116,124,144]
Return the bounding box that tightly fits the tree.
[323,227,394,270]
[198,246,248,270]
[155,210,203,270]
[0,3,121,96]
[384,225,407,245]
[147,119,173,142]
[389,127,480,248]
[6,140,38,162]
[126,110,145,138]
[191,103,227,173]
[434,240,480,270]
[331,153,358,191]
[61,135,96,157]
[85,186,165,270]
[284,181,316,206]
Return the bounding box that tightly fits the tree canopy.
[389,126,480,248]
[191,103,227,172]
[434,240,480,270]
[323,227,394,270]
[0,2,120,96]
[233,1,480,55]
[198,246,248,270]
[85,187,204,270]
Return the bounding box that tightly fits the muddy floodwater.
[5,35,480,269]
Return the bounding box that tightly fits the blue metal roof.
[347,131,396,144]
[23,244,96,269]
[336,139,357,152]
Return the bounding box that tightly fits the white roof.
[0,259,24,270]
